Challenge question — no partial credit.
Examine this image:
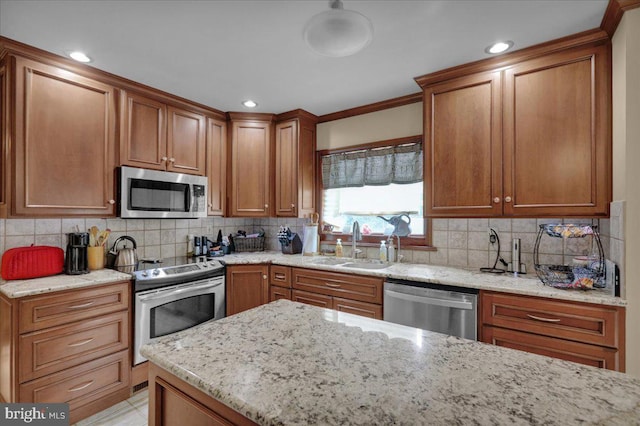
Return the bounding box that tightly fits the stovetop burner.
[123,256,225,292]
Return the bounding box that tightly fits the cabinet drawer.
[482,326,620,371]
[481,292,623,348]
[292,268,383,304]
[270,286,291,302]
[333,297,382,320]
[19,311,129,382]
[19,282,129,333]
[19,350,130,408]
[292,290,332,309]
[270,265,291,288]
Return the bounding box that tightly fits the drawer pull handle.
[68,338,94,347]
[68,301,94,309]
[68,380,94,392]
[274,273,286,280]
[527,314,561,323]
[325,282,341,288]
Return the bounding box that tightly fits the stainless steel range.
[132,257,225,365]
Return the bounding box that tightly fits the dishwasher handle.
[385,289,474,310]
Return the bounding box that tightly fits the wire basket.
[233,236,265,252]
[534,224,604,290]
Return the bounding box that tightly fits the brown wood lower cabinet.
[269,266,383,320]
[480,291,625,371]
[482,326,618,369]
[0,281,131,423]
[149,363,257,426]
[226,265,269,316]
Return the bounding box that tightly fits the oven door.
[134,277,225,365]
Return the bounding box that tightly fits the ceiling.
[0,0,608,117]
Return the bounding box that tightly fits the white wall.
[317,103,423,150]
[612,7,640,377]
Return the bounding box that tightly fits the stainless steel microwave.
[119,166,207,218]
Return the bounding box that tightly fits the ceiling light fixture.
[303,0,373,58]
[242,100,257,108]
[68,51,92,63]
[484,41,514,55]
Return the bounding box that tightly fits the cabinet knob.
[291,203,295,208]
[493,197,501,204]
[208,203,213,208]
[169,157,175,163]
[505,196,512,203]
[108,199,116,205]
[265,204,269,209]
[161,156,168,162]
[263,274,267,280]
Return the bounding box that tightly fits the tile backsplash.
[0,202,624,293]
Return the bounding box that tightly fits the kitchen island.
[141,299,640,425]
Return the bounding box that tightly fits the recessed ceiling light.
[242,100,258,108]
[485,41,514,55]
[68,51,92,63]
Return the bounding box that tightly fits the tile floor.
[74,390,148,426]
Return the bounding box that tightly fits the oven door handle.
[137,280,222,302]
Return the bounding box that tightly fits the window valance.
[321,142,423,189]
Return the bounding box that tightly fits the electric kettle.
[108,236,138,270]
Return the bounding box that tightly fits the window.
[319,136,429,247]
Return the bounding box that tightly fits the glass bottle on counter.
[335,238,343,257]
[379,240,387,261]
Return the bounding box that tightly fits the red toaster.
[1,245,65,280]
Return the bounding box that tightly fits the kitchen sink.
[341,262,389,270]
[309,257,349,266]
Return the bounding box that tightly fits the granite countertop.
[141,299,640,425]
[0,251,624,306]
[222,252,625,307]
[0,268,132,298]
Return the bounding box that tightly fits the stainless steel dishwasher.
[383,280,478,340]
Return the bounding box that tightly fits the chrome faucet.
[351,221,362,259]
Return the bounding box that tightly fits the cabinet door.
[424,71,502,217]
[275,120,298,217]
[206,117,226,215]
[482,326,620,371]
[13,57,117,216]
[503,44,610,216]
[226,265,269,316]
[297,119,317,218]
[0,61,7,218]
[167,106,206,175]
[120,91,167,171]
[229,120,271,217]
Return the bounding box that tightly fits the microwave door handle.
[186,185,192,212]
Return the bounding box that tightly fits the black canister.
[65,232,90,275]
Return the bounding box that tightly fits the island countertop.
[141,299,640,425]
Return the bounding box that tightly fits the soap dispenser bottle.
[379,240,387,261]
[335,238,343,257]
[387,238,396,262]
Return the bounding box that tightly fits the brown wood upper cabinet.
[206,117,226,215]
[11,56,117,216]
[227,113,274,217]
[274,110,317,218]
[421,42,611,218]
[120,91,206,175]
